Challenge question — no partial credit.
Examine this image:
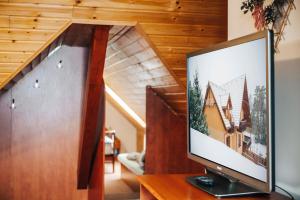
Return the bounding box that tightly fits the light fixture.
[57,60,63,69]
[105,85,146,128]
[11,98,16,109]
[34,79,39,88]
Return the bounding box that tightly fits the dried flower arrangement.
[241,0,296,52]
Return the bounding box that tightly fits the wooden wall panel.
[0,45,89,200]
[0,91,12,200]
[145,86,204,174]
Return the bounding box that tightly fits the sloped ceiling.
[105,26,178,120]
[0,0,227,114]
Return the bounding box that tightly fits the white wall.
[105,100,137,153]
[228,1,300,198]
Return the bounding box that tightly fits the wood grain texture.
[77,25,109,189]
[0,45,89,200]
[104,27,177,120]
[88,87,105,200]
[145,86,204,174]
[0,52,33,63]
[138,174,290,200]
[0,28,55,41]
[0,16,9,28]
[10,16,69,30]
[0,0,227,122]
[120,163,140,192]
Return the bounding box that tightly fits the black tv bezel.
[186,30,275,193]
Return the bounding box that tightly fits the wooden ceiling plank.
[140,23,227,37]
[10,0,75,6]
[72,6,225,26]
[0,40,43,52]
[178,0,227,14]
[0,0,227,115]
[0,51,33,63]
[0,73,10,79]
[0,16,9,28]
[0,3,73,18]
[75,0,176,12]
[10,16,69,30]
[0,28,55,41]
[135,23,187,95]
[152,84,184,94]
[0,63,19,73]
[149,35,225,48]
[157,45,200,54]
[0,20,71,89]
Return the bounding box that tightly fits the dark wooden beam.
[77,25,109,190]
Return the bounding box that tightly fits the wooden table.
[137,174,289,200]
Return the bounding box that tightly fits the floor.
[104,161,140,200]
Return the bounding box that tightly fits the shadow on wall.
[275,57,300,199]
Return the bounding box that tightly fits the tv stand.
[187,172,266,198]
[138,174,288,200]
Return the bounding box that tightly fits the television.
[187,30,274,197]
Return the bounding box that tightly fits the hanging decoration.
[241,0,296,52]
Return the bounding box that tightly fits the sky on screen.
[188,38,267,98]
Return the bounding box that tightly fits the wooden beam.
[77,25,109,190]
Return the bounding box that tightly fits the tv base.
[187,173,267,198]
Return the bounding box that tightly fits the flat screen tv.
[187,30,274,197]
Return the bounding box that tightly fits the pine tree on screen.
[189,72,209,135]
[251,85,267,145]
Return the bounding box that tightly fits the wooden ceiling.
[105,26,178,120]
[0,0,227,114]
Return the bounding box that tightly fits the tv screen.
[187,30,274,193]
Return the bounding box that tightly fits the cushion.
[137,150,145,167]
[126,152,139,161]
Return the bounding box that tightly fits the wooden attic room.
[0,1,299,200]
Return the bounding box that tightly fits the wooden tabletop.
[137,174,289,200]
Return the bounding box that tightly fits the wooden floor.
[105,161,139,200]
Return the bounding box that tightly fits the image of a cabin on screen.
[189,71,267,169]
